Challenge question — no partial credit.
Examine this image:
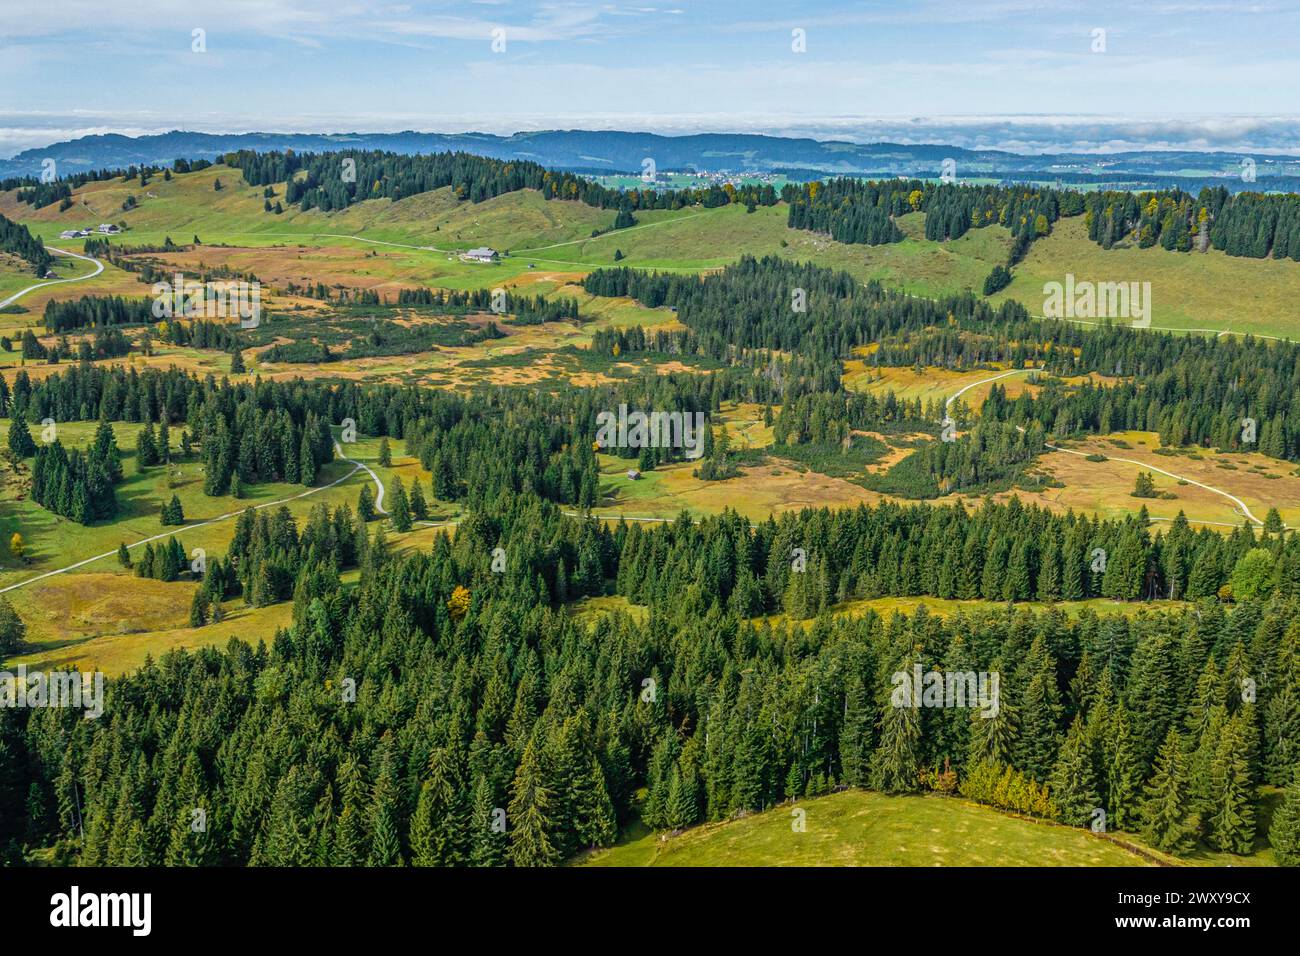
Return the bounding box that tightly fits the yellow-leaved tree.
[447,584,471,622]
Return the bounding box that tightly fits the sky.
[3,0,1300,157]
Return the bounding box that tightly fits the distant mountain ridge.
[5,128,1300,191]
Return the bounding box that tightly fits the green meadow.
[582,788,1280,867]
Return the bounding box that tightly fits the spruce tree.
[470,775,506,867]
[1268,774,1300,867]
[299,428,317,486]
[358,483,376,521]
[188,589,207,627]
[508,739,559,867]
[409,780,440,867]
[1139,729,1197,854]
[389,477,412,532]
[161,493,184,526]
[783,761,803,801]
[664,767,697,830]
[575,757,618,847]
[1106,705,1143,831]
[136,422,158,468]
[838,672,874,788]
[968,686,1018,768]
[1264,677,1300,787]
[1014,638,1062,782]
[1048,717,1099,827]
[366,760,404,867]
[0,596,26,656]
[1208,713,1256,854]
[870,681,922,794]
[333,756,368,867]
[7,416,36,457]
[409,478,429,521]
[1188,704,1227,824]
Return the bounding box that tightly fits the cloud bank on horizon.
[3,0,1300,157]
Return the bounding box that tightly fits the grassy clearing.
[590,406,1292,530]
[1029,430,1300,528]
[3,577,295,676]
[843,362,1043,407]
[599,456,880,522]
[991,216,1300,339]
[0,248,96,303]
[582,790,1175,867]
[566,594,649,628]
[583,788,1278,867]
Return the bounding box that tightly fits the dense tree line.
[396,287,579,324]
[43,295,155,333]
[1086,185,1300,260]
[584,255,1300,473]
[12,181,72,210]
[17,327,133,364]
[223,502,365,611]
[159,317,245,352]
[4,365,334,497]
[198,403,335,496]
[617,498,1300,611]
[921,182,1077,243]
[784,178,906,244]
[4,352,843,515]
[133,536,192,582]
[773,390,938,446]
[782,179,1081,247]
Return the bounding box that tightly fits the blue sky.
[3,1,1300,156]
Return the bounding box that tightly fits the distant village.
[636,170,784,188]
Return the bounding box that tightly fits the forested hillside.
[5,490,1299,866]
